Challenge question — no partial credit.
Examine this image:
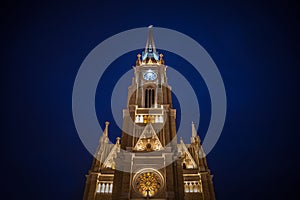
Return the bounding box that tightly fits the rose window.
[133,170,164,197]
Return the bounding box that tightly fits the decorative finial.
[159,53,164,64]
[104,121,109,136]
[180,137,183,143]
[116,137,120,144]
[136,54,141,66]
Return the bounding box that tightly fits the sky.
[1,0,299,199]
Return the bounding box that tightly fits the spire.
[141,25,160,63]
[99,121,109,145]
[95,121,111,166]
[145,25,157,54]
[192,121,197,138]
[191,121,200,144]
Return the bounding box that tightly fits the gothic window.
[145,88,155,108]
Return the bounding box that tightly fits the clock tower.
[83,26,216,200]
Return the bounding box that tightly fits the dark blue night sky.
[1,0,299,199]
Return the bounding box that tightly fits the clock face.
[143,70,157,81]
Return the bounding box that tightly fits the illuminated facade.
[83,26,216,200]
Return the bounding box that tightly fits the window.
[145,88,155,108]
[97,182,113,194]
[184,181,202,193]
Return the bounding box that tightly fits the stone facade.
[83,26,216,200]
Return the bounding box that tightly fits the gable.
[134,123,163,151]
[178,140,197,169]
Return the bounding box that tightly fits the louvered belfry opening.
[145,87,155,108]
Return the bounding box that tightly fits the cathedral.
[83,27,216,200]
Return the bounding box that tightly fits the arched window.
[145,88,155,108]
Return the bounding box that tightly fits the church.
[83,26,216,200]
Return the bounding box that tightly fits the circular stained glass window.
[133,169,164,197]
